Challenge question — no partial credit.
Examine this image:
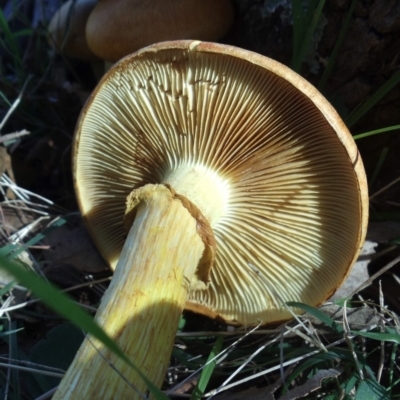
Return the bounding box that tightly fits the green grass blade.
[0,252,168,399]
[353,124,400,140]
[370,211,400,221]
[344,374,358,394]
[369,147,388,187]
[284,349,353,392]
[292,0,326,72]
[8,320,21,400]
[0,280,16,297]
[388,342,398,397]
[190,336,224,400]
[318,0,358,91]
[351,330,400,344]
[286,302,344,334]
[1,216,68,260]
[0,9,22,69]
[291,0,305,63]
[356,379,389,400]
[0,218,69,268]
[0,328,24,337]
[0,91,12,107]
[12,28,34,39]
[292,0,320,64]
[304,0,321,36]
[346,68,400,127]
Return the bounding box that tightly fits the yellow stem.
[53,184,206,399]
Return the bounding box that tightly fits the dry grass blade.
[168,324,262,396]
[0,276,111,314]
[0,362,64,378]
[205,323,310,398]
[342,300,364,380]
[175,328,281,337]
[33,387,58,400]
[0,129,30,143]
[284,324,327,352]
[370,176,400,201]
[204,337,343,397]
[377,280,385,383]
[0,295,14,318]
[349,255,400,296]
[202,296,395,398]
[0,77,31,132]
[279,368,343,400]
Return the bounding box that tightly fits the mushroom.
[53,41,368,398]
[48,0,98,60]
[85,0,235,62]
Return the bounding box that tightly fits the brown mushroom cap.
[74,41,368,326]
[85,0,234,62]
[48,0,99,60]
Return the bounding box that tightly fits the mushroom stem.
[53,184,206,399]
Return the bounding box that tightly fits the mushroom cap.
[74,41,368,326]
[48,0,99,60]
[85,0,234,62]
